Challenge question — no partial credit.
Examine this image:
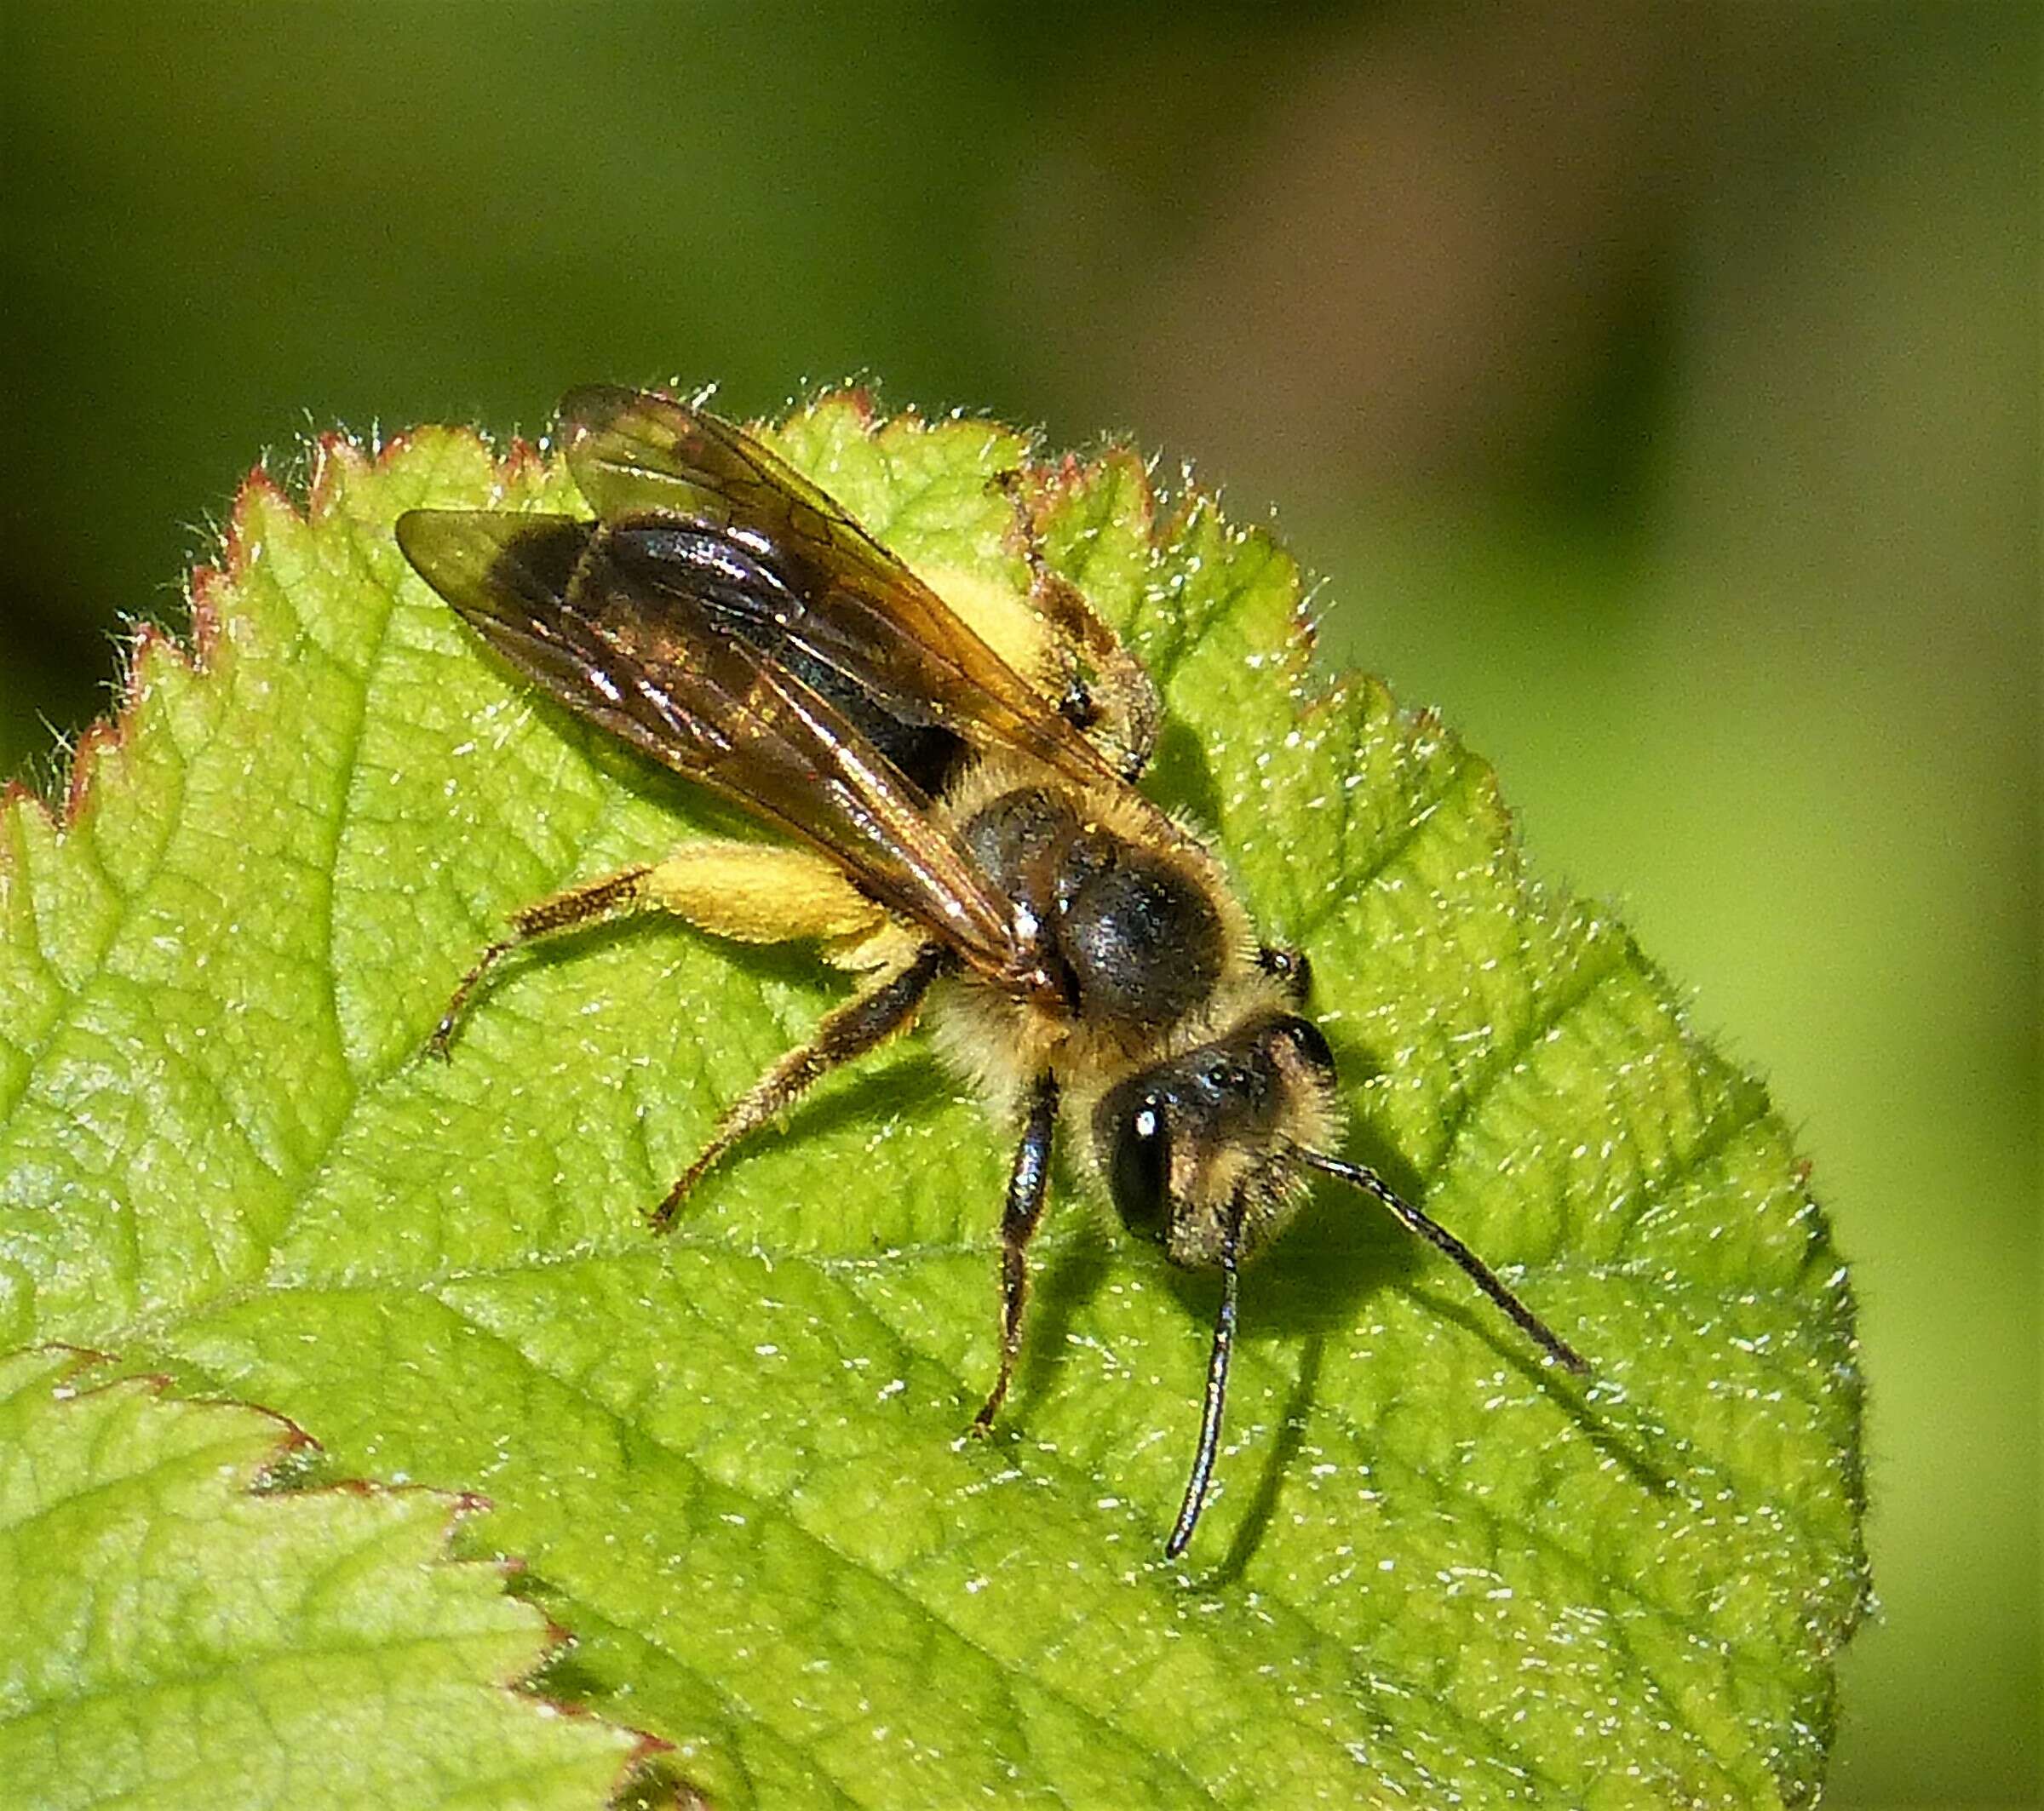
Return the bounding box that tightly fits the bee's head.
[1093,1012,1339,1271]
[1092,1006,1588,1559]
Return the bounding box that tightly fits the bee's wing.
[558,385,1117,788]
[395,508,1025,975]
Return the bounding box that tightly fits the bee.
[396,386,1588,1557]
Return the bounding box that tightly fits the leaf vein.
[425,1288,1229,1808]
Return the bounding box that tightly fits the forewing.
[559,386,1117,787]
[394,508,1022,971]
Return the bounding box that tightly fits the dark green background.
[3,7,2035,1805]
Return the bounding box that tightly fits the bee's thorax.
[959,782,1226,1038]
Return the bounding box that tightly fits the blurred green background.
[3,6,2035,1805]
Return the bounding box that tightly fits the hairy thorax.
[930,759,1280,1115]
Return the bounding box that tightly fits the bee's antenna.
[1166,1206,1243,1559]
[1299,1149,1589,1376]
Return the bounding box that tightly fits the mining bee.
[397,386,1588,1557]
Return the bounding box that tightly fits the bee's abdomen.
[962,785,1225,1034]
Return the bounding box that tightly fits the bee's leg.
[991,469,1160,782]
[429,865,653,1057]
[1255,944,1314,1005]
[970,1071,1060,1433]
[432,841,891,1059]
[991,466,1055,586]
[649,943,951,1232]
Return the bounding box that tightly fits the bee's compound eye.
[1105,1093,1171,1243]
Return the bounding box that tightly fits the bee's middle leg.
[649,942,950,1231]
[971,1071,1059,1433]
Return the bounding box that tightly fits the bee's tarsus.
[427,866,657,1060]
[648,1153,715,1235]
[427,939,514,1059]
[977,1072,1059,1431]
[989,467,1045,577]
[648,945,949,1233]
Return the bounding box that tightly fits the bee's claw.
[646,1176,692,1235]
[969,1373,1008,1436]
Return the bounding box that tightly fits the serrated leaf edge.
[8,1342,675,1805]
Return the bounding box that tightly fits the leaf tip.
[0,772,58,850]
[225,461,297,558]
[814,381,881,427]
[307,429,376,516]
[60,714,123,826]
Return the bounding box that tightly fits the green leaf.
[0,398,1865,1808]
[0,1345,646,1809]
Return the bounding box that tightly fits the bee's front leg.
[972,1071,1060,1433]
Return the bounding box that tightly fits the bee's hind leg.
[428,864,654,1057]
[649,942,951,1232]
[431,840,893,1060]
[971,1071,1059,1433]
